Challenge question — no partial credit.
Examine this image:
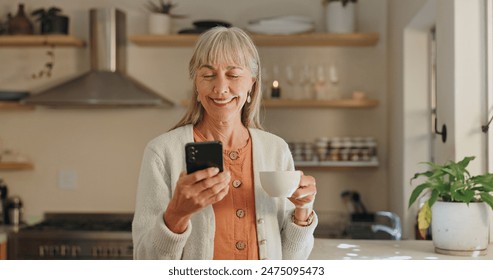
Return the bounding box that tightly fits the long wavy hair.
[171,26,263,130]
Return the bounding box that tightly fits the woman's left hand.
[288,171,316,224]
[288,171,317,210]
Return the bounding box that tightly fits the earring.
[247,94,251,104]
[197,95,200,103]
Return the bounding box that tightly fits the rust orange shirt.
[193,128,259,260]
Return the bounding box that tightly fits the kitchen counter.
[309,238,493,260]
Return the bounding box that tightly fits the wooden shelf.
[0,162,34,170]
[129,32,379,47]
[0,35,85,47]
[180,98,378,108]
[263,98,379,108]
[0,102,34,111]
[295,160,379,170]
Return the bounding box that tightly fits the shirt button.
[229,151,239,160]
[259,240,267,245]
[232,179,242,188]
[257,218,264,224]
[235,241,246,250]
[236,209,245,218]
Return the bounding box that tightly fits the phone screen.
[185,141,224,174]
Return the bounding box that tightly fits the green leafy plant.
[408,156,493,235]
[31,7,62,23]
[323,0,358,7]
[146,0,185,18]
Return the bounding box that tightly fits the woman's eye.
[229,74,240,79]
[202,74,215,79]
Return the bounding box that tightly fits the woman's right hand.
[164,167,231,233]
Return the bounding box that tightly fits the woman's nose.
[213,76,229,94]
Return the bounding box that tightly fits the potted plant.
[31,7,69,35]
[146,0,185,35]
[409,156,493,256]
[322,0,358,33]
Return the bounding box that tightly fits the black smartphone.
[185,141,224,174]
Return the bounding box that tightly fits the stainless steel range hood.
[25,8,174,108]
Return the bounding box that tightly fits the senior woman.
[132,27,317,260]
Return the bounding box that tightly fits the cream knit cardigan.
[132,124,317,260]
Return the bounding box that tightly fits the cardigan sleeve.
[281,211,318,259]
[132,145,191,259]
[278,140,318,260]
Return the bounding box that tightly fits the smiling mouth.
[210,96,238,104]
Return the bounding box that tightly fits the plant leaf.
[410,170,433,184]
[47,7,62,16]
[428,189,439,207]
[471,174,493,188]
[417,201,432,231]
[408,183,430,208]
[450,179,464,191]
[454,189,475,203]
[479,193,493,211]
[457,156,475,169]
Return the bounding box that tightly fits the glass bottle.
[8,4,34,35]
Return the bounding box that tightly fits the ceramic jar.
[325,1,356,33]
[148,13,171,35]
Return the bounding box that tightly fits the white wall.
[0,0,388,225]
[401,0,436,239]
[451,0,487,168]
[388,0,429,239]
[390,0,489,239]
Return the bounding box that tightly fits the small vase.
[148,13,171,35]
[325,1,356,33]
[8,3,34,35]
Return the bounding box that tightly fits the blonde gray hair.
[172,27,263,130]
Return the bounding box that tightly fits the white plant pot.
[325,2,356,33]
[148,13,171,35]
[432,201,490,256]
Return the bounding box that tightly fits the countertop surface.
[309,238,493,260]
[2,233,492,259]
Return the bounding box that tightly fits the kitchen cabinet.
[129,32,379,47]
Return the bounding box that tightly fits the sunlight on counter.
[309,239,493,260]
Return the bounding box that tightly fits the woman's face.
[195,61,256,124]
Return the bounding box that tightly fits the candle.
[271,80,281,98]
